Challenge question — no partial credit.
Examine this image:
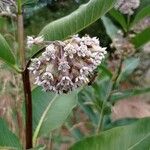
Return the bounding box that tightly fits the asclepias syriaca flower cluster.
[0,0,16,18]
[28,35,107,93]
[115,0,140,15]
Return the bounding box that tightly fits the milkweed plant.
[0,0,150,149]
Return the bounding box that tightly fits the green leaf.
[0,34,17,69]
[0,118,22,149]
[101,16,119,39]
[105,118,138,130]
[130,0,150,28]
[78,87,99,125]
[131,27,150,48]
[69,117,150,150]
[39,0,116,40]
[110,87,150,103]
[93,78,112,101]
[98,65,113,79]
[32,87,79,146]
[32,87,55,131]
[109,9,127,32]
[117,57,140,83]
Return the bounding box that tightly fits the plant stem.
[97,59,123,134]
[17,0,33,148]
[127,15,131,33]
[48,133,53,150]
[112,58,123,90]
[96,105,105,134]
[22,68,32,149]
[17,14,25,69]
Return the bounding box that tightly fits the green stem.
[48,133,53,150]
[17,0,22,14]
[96,59,123,133]
[112,58,123,90]
[127,15,131,34]
[96,105,105,134]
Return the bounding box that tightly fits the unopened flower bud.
[27,36,44,48]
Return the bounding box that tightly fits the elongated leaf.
[0,118,22,149]
[131,27,150,48]
[78,87,99,125]
[109,9,127,32]
[0,34,16,68]
[93,77,112,101]
[70,117,150,150]
[98,65,113,78]
[130,0,150,28]
[39,0,116,40]
[32,87,55,131]
[101,16,119,39]
[105,118,138,130]
[117,57,140,83]
[110,87,150,103]
[32,87,79,146]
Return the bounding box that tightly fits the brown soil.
[112,94,150,121]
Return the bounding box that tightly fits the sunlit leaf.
[39,0,116,41]
[32,87,79,146]
[70,117,150,150]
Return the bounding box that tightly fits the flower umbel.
[115,0,140,15]
[111,31,135,59]
[0,0,17,18]
[28,35,107,93]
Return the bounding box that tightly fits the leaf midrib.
[33,94,58,146]
[127,132,150,150]
[40,0,116,40]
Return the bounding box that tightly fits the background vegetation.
[0,0,150,150]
